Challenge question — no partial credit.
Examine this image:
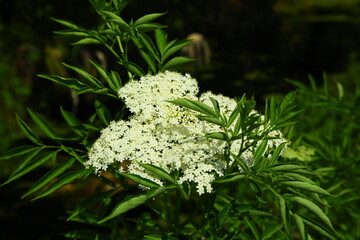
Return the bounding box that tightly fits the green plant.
[0,0,338,239]
[285,70,360,240]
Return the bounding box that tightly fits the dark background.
[1,0,360,239]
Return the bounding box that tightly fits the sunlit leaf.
[291,196,334,230]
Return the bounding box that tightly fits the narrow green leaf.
[134,13,166,26]
[196,115,223,126]
[138,33,160,62]
[51,17,82,30]
[269,164,306,172]
[278,196,288,230]
[72,38,102,45]
[293,214,307,240]
[139,49,157,73]
[154,29,167,55]
[22,158,75,198]
[53,30,89,37]
[95,100,112,126]
[121,61,145,76]
[163,39,192,61]
[67,189,114,221]
[213,173,245,184]
[161,56,195,70]
[60,107,81,128]
[227,106,239,127]
[267,142,287,167]
[262,223,282,240]
[102,11,129,31]
[253,140,268,164]
[32,168,92,200]
[63,63,103,88]
[301,215,336,240]
[218,201,233,227]
[137,162,175,183]
[205,132,228,141]
[231,153,249,174]
[0,146,41,160]
[27,108,58,139]
[281,181,331,195]
[284,173,315,185]
[244,217,260,240]
[1,151,54,186]
[291,196,334,230]
[120,172,160,188]
[322,72,329,97]
[16,115,43,145]
[169,98,218,117]
[279,91,296,114]
[110,70,122,89]
[136,23,166,33]
[98,186,166,223]
[38,74,92,93]
[269,96,277,123]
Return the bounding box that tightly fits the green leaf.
[38,74,92,93]
[279,91,296,114]
[0,146,41,160]
[169,98,218,117]
[161,56,194,70]
[280,181,331,195]
[22,158,75,198]
[134,13,166,26]
[136,23,166,33]
[278,196,288,230]
[196,115,223,126]
[121,60,145,76]
[27,108,58,139]
[90,60,121,92]
[137,162,175,183]
[63,63,103,88]
[293,214,307,240]
[154,29,167,54]
[32,168,92,200]
[205,132,228,141]
[262,223,282,240]
[163,39,192,61]
[67,189,114,221]
[244,217,260,240]
[102,11,129,31]
[1,151,54,186]
[253,139,268,164]
[16,114,43,145]
[120,172,160,188]
[51,17,82,30]
[300,215,336,240]
[53,30,89,37]
[95,100,112,126]
[217,201,233,227]
[212,173,245,184]
[138,33,160,62]
[138,48,157,73]
[269,164,306,172]
[267,142,287,167]
[231,153,249,174]
[98,186,166,223]
[290,196,334,231]
[72,38,102,45]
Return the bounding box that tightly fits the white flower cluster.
[87,71,288,194]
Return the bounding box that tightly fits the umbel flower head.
[87,71,288,194]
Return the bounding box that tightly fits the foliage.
[285,68,360,239]
[0,0,339,239]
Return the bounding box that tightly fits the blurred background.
[1,0,360,239]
